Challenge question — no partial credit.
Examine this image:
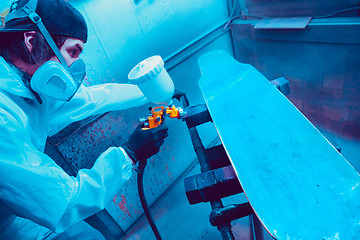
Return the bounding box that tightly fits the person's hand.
[122,124,169,164]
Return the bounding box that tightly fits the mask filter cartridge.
[30,59,86,101]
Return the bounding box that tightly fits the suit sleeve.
[49,83,148,129]
[0,99,133,233]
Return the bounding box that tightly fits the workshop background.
[1,0,359,239]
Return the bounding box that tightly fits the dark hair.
[0,31,67,64]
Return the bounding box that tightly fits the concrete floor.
[123,166,262,240]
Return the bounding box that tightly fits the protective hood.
[0,56,34,100]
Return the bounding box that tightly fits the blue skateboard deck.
[198,50,360,239]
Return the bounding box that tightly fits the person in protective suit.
[0,0,169,239]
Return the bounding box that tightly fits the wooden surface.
[198,50,360,239]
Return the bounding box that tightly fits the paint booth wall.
[232,0,360,139]
[230,1,360,168]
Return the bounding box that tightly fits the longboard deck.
[198,50,360,239]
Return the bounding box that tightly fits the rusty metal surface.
[231,18,360,139]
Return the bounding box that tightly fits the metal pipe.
[218,223,236,240]
[210,203,253,227]
[211,197,235,240]
[188,127,211,173]
[181,95,235,240]
[165,24,230,70]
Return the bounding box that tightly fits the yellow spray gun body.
[139,105,184,129]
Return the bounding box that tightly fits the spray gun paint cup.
[128,55,174,106]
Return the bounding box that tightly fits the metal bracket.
[270,77,290,95]
[184,165,243,204]
[183,104,212,128]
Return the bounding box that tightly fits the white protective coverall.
[0,57,148,239]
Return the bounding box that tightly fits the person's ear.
[23,31,36,53]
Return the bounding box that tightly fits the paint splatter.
[113,194,131,217]
[146,186,155,195]
[165,163,172,179]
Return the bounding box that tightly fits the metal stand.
[179,78,292,239]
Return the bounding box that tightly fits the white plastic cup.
[128,55,174,106]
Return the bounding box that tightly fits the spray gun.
[128,55,186,240]
[128,55,185,129]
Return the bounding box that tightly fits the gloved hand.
[122,124,169,164]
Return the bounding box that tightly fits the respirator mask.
[30,58,86,102]
[4,0,87,102]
